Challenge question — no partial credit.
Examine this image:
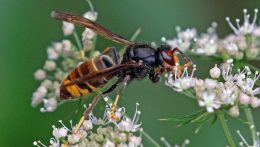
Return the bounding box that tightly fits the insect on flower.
[51,11,193,131]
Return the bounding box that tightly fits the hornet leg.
[172,48,193,70]
[73,79,121,134]
[110,75,131,121]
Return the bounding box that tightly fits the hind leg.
[73,79,121,133]
[109,75,131,121]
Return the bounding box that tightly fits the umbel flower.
[31,1,98,112]
[163,9,260,61]
[165,59,260,115]
[33,102,143,147]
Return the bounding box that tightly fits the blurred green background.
[0,0,260,146]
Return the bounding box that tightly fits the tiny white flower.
[68,133,80,144]
[82,28,96,41]
[129,136,142,146]
[34,69,46,80]
[41,79,52,89]
[43,60,56,71]
[47,47,59,60]
[251,97,260,108]
[82,120,93,131]
[53,42,63,53]
[178,28,197,40]
[226,9,258,35]
[31,86,47,107]
[118,118,134,132]
[204,78,217,90]
[62,21,75,36]
[103,140,115,147]
[52,127,68,139]
[218,82,239,105]
[166,74,195,92]
[225,42,239,55]
[42,98,57,112]
[253,27,260,36]
[198,91,220,113]
[62,40,72,52]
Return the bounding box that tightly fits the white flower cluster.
[33,103,143,147]
[165,59,260,115]
[31,4,98,112]
[164,9,260,61]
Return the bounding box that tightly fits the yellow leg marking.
[111,94,121,121]
[64,141,69,147]
[73,116,85,134]
[110,76,130,121]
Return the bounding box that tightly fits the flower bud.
[62,40,72,52]
[210,64,221,79]
[82,120,93,131]
[41,79,52,89]
[228,105,240,117]
[68,134,80,144]
[43,60,56,71]
[62,21,75,36]
[239,92,250,105]
[251,97,260,108]
[83,11,98,21]
[34,69,46,80]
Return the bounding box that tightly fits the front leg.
[149,67,164,83]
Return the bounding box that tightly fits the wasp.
[51,11,193,131]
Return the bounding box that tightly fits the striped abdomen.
[60,48,119,100]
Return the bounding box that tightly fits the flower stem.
[142,130,161,147]
[244,108,259,145]
[119,28,141,55]
[217,110,236,147]
[73,31,83,50]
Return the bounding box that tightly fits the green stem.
[182,91,197,100]
[119,28,141,55]
[142,130,161,147]
[73,31,83,50]
[89,35,97,56]
[129,28,141,42]
[244,108,259,145]
[217,111,236,147]
[86,0,94,11]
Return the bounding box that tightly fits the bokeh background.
[0,0,260,146]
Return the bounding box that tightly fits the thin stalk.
[73,31,83,50]
[86,0,94,12]
[183,90,197,100]
[217,110,236,147]
[129,28,141,42]
[119,28,141,55]
[89,35,97,56]
[244,108,259,145]
[142,130,161,147]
